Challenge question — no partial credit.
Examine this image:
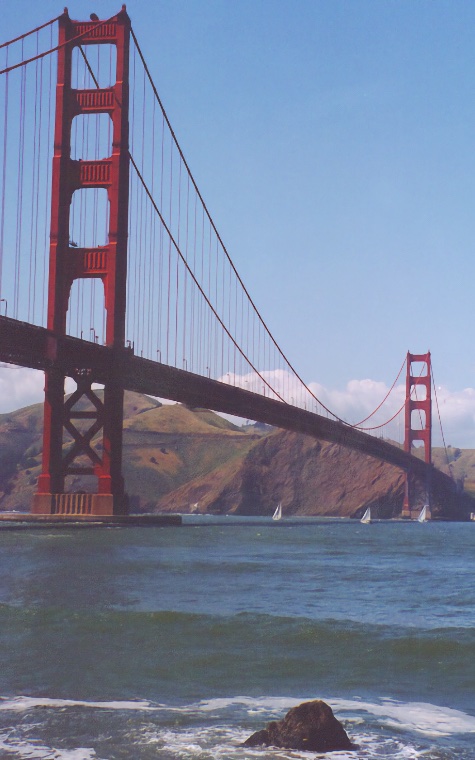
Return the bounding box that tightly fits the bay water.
[0,517,473,759]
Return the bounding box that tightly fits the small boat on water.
[360,507,371,524]
[418,504,429,523]
[272,503,282,521]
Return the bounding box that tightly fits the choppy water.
[0,517,473,759]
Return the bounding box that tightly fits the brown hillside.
[212,430,406,519]
[150,428,473,520]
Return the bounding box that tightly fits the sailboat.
[418,504,429,523]
[360,507,371,524]
[272,503,282,521]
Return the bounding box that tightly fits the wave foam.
[1,692,473,759]
[331,697,475,737]
[188,695,475,737]
[0,735,96,759]
[3,694,474,737]
[0,696,156,712]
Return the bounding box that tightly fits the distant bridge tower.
[401,351,432,518]
[33,8,130,516]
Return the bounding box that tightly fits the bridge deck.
[0,315,449,487]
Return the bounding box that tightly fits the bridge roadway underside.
[0,316,451,490]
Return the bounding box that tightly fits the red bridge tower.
[402,351,432,518]
[33,8,130,516]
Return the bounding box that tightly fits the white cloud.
[314,379,475,449]
[429,386,475,449]
[2,365,475,448]
[0,365,75,415]
[0,365,46,413]
[223,370,475,449]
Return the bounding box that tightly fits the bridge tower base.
[33,9,131,517]
[32,493,128,517]
[402,352,432,518]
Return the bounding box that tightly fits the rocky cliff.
[156,427,469,518]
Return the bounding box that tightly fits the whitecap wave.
[330,697,475,737]
[0,696,157,712]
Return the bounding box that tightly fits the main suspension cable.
[23,18,420,430]
[129,27,341,419]
[350,356,406,427]
[129,151,287,402]
[79,40,288,402]
[0,13,117,76]
[0,15,61,50]
[431,366,454,477]
[353,361,426,432]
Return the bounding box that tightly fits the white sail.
[418,504,429,523]
[272,503,282,521]
[360,507,371,524]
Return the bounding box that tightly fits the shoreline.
[0,512,182,528]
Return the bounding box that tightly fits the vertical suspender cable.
[0,52,8,297]
[27,45,38,324]
[191,189,197,371]
[14,46,26,318]
[158,112,164,359]
[183,173,190,371]
[148,94,156,359]
[175,160,181,367]
[166,138,173,365]
[32,53,44,323]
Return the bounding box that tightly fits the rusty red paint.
[34,8,130,516]
[402,351,432,516]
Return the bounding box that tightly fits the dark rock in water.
[243,699,354,752]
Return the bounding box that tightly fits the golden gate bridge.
[0,8,459,518]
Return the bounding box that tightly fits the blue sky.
[2,1,475,445]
